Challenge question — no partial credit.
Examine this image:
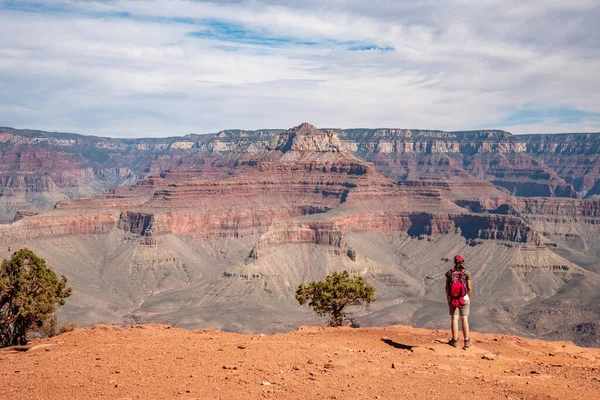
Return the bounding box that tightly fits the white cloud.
[0,0,598,137]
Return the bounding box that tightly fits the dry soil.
[1,324,599,399]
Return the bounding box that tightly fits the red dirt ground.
[1,324,599,400]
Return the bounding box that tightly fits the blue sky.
[0,0,599,137]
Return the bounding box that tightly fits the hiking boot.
[448,338,458,348]
[463,339,472,349]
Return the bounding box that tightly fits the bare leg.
[451,315,459,339]
[461,316,470,339]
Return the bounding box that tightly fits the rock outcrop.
[0,209,120,246]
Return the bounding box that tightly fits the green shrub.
[0,249,72,347]
[296,271,375,327]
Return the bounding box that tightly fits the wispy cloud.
[0,0,598,137]
[186,20,319,47]
[349,45,394,52]
[1,0,69,13]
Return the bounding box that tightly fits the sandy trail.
[1,324,599,400]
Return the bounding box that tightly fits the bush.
[0,249,72,347]
[60,321,79,334]
[35,313,79,338]
[296,271,375,327]
[36,313,61,338]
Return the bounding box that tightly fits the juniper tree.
[0,249,71,347]
[296,271,375,327]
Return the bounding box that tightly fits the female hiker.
[446,254,472,349]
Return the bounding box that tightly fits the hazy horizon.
[4,122,600,140]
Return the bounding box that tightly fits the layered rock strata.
[0,209,120,246]
[1,126,542,254]
[1,124,599,346]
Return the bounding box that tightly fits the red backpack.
[448,269,467,308]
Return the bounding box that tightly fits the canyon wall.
[2,125,600,217]
[0,210,120,246]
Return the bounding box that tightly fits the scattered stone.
[307,359,315,364]
[324,363,334,369]
[238,345,246,349]
[223,365,237,370]
[261,381,272,386]
[482,354,496,361]
[392,363,395,369]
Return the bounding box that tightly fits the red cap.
[454,254,465,263]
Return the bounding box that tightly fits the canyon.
[0,123,599,347]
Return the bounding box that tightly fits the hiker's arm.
[467,279,472,297]
[445,276,450,298]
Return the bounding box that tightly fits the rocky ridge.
[2,125,600,223]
